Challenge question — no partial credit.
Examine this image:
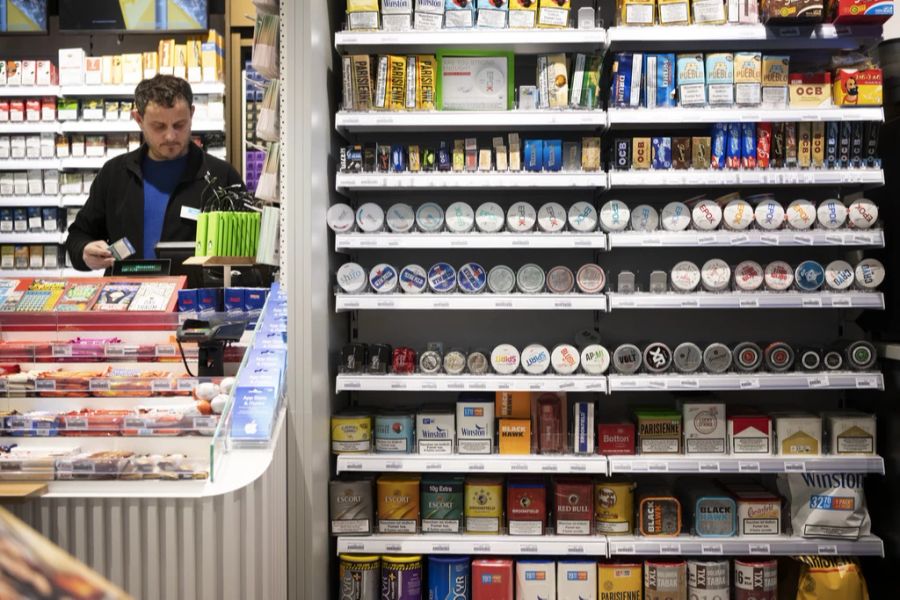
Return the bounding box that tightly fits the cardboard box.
[507,478,546,535]
[495,391,531,418]
[829,0,893,23]
[347,0,380,29]
[376,474,420,533]
[444,0,475,27]
[728,414,772,455]
[598,423,636,455]
[636,409,681,454]
[826,412,876,455]
[456,400,494,454]
[538,0,570,27]
[762,55,790,106]
[789,72,833,107]
[683,402,727,454]
[676,53,706,106]
[573,401,595,454]
[416,410,455,454]
[706,53,735,106]
[761,0,824,21]
[775,413,822,455]
[414,0,445,30]
[658,0,690,23]
[465,476,503,533]
[499,419,531,454]
[833,67,882,106]
[693,0,728,22]
[633,137,652,169]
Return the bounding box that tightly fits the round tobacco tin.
[701,258,732,292]
[445,201,475,233]
[516,264,546,294]
[786,199,816,231]
[754,198,785,231]
[599,200,630,233]
[487,265,516,294]
[368,263,398,294]
[734,260,764,292]
[416,202,445,233]
[661,202,691,232]
[326,203,355,233]
[816,199,848,230]
[443,350,467,375]
[643,342,672,374]
[385,203,415,233]
[612,344,642,374]
[507,201,537,233]
[581,344,610,375]
[428,262,457,293]
[568,202,598,233]
[467,351,490,375]
[823,350,844,370]
[491,344,521,375]
[846,341,877,370]
[723,199,754,231]
[703,343,733,374]
[799,349,821,371]
[673,342,703,373]
[576,264,606,294]
[764,261,794,291]
[475,202,505,233]
[855,258,885,290]
[399,264,428,294]
[547,266,575,294]
[794,260,825,292]
[692,200,723,231]
[630,204,660,232]
[521,344,551,375]
[671,261,701,293]
[824,260,854,291]
[537,202,567,233]
[419,350,443,374]
[458,262,487,294]
[732,341,762,372]
[551,344,580,375]
[337,262,368,294]
[764,342,794,372]
[356,202,385,233]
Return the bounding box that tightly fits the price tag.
[88,378,110,392]
[660,544,681,555]
[124,416,146,428]
[65,417,87,430]
[701,544,724,555]
[511,239,530,247]
[520,544,538,553]
[679,379,700,389]
[377,300,396,308]
[542,464,559,472]
[155,344,177,357]
[647,462,668,472]
[51,344,72,358]
[344,462,363,471]
[648,378,668,389]
[612,461,632,472]
[467,463,485,471]
[680,299,699,308]
[151,378,172,392]
[554,301,573,309]
[422,383,438,390]
[749,544,771,555]
[795,235,813,246]
[510,463,528,471]
[567,545,585,554]
[573,239,594,247]
[432,544,450,553]
[340,381,360,390]
[739,298,760,308]
[473,544,491,553]
[494,301,513,308]
[617,379,637,388]
[729,234,750,245]
[856,376,879,389]
[342,301,359,309]
[385,544,402,552]
[193,417,217,429]
[739,462,761,473]
[831,297,852,307]
[425,463,441,470]
[105,344,126,357]
[177,378,198,391]
[642,238,662,246]
[697,235,716,245]
[630,462,648,472]
[390,382,408,390]
[699,462,721,473]
[469,382,487,390]
[615,544,636,554]
[739,378,760,389]
[801,297,823,308]
[385,461,403,470]
[807,376,829,388]
[784,461,806,472]
[818,545,839,555]
[760,234,779,245]
[34,379,56,391]
[346,543,365,552]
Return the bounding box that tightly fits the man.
[65,74,243,271]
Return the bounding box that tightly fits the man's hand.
[82,240,114,271]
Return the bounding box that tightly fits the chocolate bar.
[673,137,691,169]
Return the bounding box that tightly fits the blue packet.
[177,289,198,316]
[224,288,246,315]
[611,53,643,108]
[543,139,562,172]
[244,288,269,323]
[197,287,222,315]
[711,123,727,169]
[437,141,451,171]
[741,122,757,169]
[524,139,544,172]
[643,53,676,108]
[726,123,742,169]
[390,144,406,172]
[652,137,672,169]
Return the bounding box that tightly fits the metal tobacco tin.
[420,350,443,374]
[458,262,487,294]
[568,202,598,233]
[764,260,794,291]
[754,198,785,231]
[643,342,673,374]
[516,264,546,294]
[855,258,885,290]
[399,264,428,294]
[613,344,642,374]
[673,342,703,373]
[356,202,385,233]
[734,260,764,291]
[847,340,877,370]
[576,264,606,294]
[327,203,355,233]
[703,343,733,373]
[446,201,475,233]
[551,344,581,375]
[599,200,630,232]
[475,202,505,233]
[733,342,763,372]
[764,342,794,371]
[537,202,567,233]
[444,350,467,375]
[631,204,660,232]
[581,344,610,375]
[794,260,825,292]
[521,344,551,375]
[487,265,516,294]
[799,349,821,371]
[547,266,575,294]
[701,258,732,292]
[848,197,878,229]
[416,202,445,232]
[467,351,490,375]
[824,260,854,291]
[428,262,458,293]
[692,200,723,231]
[491,344,521,375]
[337,262,368,294]
[786,199,816,230]
[823,350,844,370]
[507,201,537,233]
[671,261,701,292]
[386,203,415,233]
[724,199,754,231]
[661,202,691,232]
[816,199,848,230]
[369,263,399,294]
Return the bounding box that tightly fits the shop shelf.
[335,293,607,311]
[59,156,113,170]
[0,122,60,134]
[0,86,60,97]
[61,194,88,207]
[336,171,608,191]
[606,534,885,557]
[336,374,608,393]
[0,232,64,244]
[607,371,883,391]
[337,534,608,557]
[607,106,884,126]
[335,110,606,133]
[606,291,884,310]
[607,454,885,475]
[335,232,608,251]
[59,119,225,133]
[59,82,225,96]
[0,196,63,207]
[606,229,885,248]
[606,24,883,49]
[336,453,608,475]
[607,168,884,188]
[334,28,606,54]
[0,159,59,170]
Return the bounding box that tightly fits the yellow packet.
[388,55,406,111]
[416,55,436,110]
[538,0,570,27]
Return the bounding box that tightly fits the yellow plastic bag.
[796,556,869,600]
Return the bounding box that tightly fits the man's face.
[133,99,194,160]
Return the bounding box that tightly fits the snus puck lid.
[848,198,878,229]
[799,349,821,371]
[576,264,606,294]
[445,201,475,233]
[428,262,457,293]
[475,202,505,233]
[507,201,537,233]
[847,341,877,370]
[568,202,598,233]
[419,350,443,374]
[537,202,567,233]
[824,260,854,291]
[581,344,610,374]
[551,344,580,375]
[855,258,885,290]
[701,259,731,292]
[630,204,660,232]
[765,342,794,371]
[613,344,642,374]
[356,202,385,233]
[516,264,546,294]
[764,261,794,291]
[673,342,702,373]
[754,199,785,231]
[692,200,723,231]
[643,342,672,373]
[547,266,575,294]
[326,203,355,233]
[599,200,630,232]
[458,262,487,294]
[467,351,489,374]
[661,202,691,232]
[794,260,825,292]
[823,350,843,370]
[521,344,551,374]
[385,203,415,233]
[491,344,520,374]
[444,350,467,375]
[734,260,764,292]
[336,262,367,294]
[671,261,701,292]
[816,199,848,230]
[704,343,732,373]
[368,264,398,294]
[733,342,762,372]
[487,265,516,294]
[416,202,445,232]
[786,199,816,230]
[399,264,427,294]
[723,199,754,231]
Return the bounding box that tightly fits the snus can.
[427,556,470,600]
[688,560,730,599]
[847,340,877,370]
[703,343,733,374]
[599,200,630,232]
[825,260,854,291]
[631,204,660,232]
[428,262,457,293]
[645,560,687,599]
[794,260,825,292]
[733,342,762,372]
[764,342,794,372]
[458,262,487,294]
[581,344,610,375]
[339,554,379,600]
[817,199,848,230]
[538,202,567,233]
[487,265,516,294]
[692,200,723,231]
[661,201,691,232]
[701,258,731,292]
[754,199,785,231]
[613,344,643,374]
[369,264,399,294]
[643,343,672,374]
[399,265,428,294]
[381,556,422,600]
[446,202,475,233]
[674,342,703,373]
[576,264,606,294]
[475,202,504,233]
[568,201,598,232]
[734,559,777,600]
[764,261,793,291]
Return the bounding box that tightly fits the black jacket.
[65,143,244,271]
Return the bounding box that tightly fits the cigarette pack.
[573,401,595,454]
[444,0,475,27]
[636,409,682,454]
[20,61,36,86]
[683,402,727,454]
[658,0,691,23]
[693,0,728,22]
[478,0,509,27]
[829,0,893,23]
[382,0,413,31]
[775,413,822,455]
[728,414,772,455]
[620,0,656,23]
[826,412,876,455]
[499,419,531,454]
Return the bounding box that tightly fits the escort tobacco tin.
[377,474,421,533]
[386,203,415,233]
[674,342,703,373]
[428,262,457,293]
[475,202,505,233]
[337,263,368,294]
[764,260,793,291]
[643,342,673,374]
[631,204,660,232]
[547,266,575,294]
[613,344,642,374]
[794,260,825,292]
[416,202,445,232]
[537,202,567,233]
[356,202,385,233]
[399,264,427,294]
[491,344,520,375]
[421,476,464,533]
[507,201,537,232]
[704,342,733,373]
[734,260,764,291]
[326,203,355,233]
[692,199,723,231]
[581,344,610,375]
[551,344,581,375]
[754,198,785,231]
[369,264,399,294]
[516,264,546,294]
[568,201,598,232]
[733,341,763,372]
[671,261,701,292]
[661,201,691,231]
[576,264,606,294]
[817,199,848,230]
[521,344,551,375]
[458,262,487,294]
[848,197,878,229]
[825,260,854,291]
[855,258,884,290]
[701,258,731,292]
[599,200,630,232]
[487,265,516,294]
[444,201,475,233]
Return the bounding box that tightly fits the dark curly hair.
[134,75,194,116]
